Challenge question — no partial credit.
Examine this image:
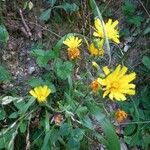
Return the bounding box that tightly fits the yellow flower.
[67,48,80,60]
[97,65,136,101]
[93,18,120,44]
[90,79,101,92]
[92,61,99,70]
[63,36,82,59]
[29,85,51,103]
[88,39,104,56]
[115,109,127,123]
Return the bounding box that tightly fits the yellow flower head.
[93,18,120,44]
[29,85,51,103]
[90,79,101,92]
[115,109,127,123]
[88,39,104,56]
[67,48,80,60]
[97,65,136,101]
[63,36,82,49]
[63,36,82,59]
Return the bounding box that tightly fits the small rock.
[28,66,35,74]
[123,45,130,52]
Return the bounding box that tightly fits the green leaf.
[19,97,35,114]
[143,135,150,150]
[47,0,56,6]
[41,132,51,150]
[31,49,46,57]
[60,123,71,136]
[5,127,18,150]
[71,128,84,142]
[53,11,62,23]
[122,1,136,15]
[39,8,51,22]
[120,28,130,37]
[55,58,73,80]
[47,83,56,93]
[31,49,56,67]
[36,56,49,67]
[124,124,137,136]
[76,106,88,118]
[0,65,11,83]
[28,77,44,87]
[67,137,80,150]
[142,56,150,69]
[80,116,94,129]
[143,26,150,35]
[13,98,25,110]
[87,101,120,150]
[0,25,9,43]
[19,121,27,133]
[101,120,120,150]
[28,77,56,93]
[56,3,79,14]
[45,110,50,132]
[49,128,60,144]
[128,16,143,27]
[0,108,6,120]
[9,112,18,119]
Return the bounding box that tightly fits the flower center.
[111,82,119,90]
[38,95,46,101]
[68,48,80,59]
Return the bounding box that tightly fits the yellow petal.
[29,90,37,98]
[112,20,119,28]
[121,89,135,95]
[113,38,120,44]
[99,39,104,47]
[42,85,48,95]
[94,18,101,30]
[103,90,109,98]
[121,72,136,83]
[93,32,101,37]
[128,84,136,89]
[114,92,126,101]
[107,19,112,26]
[118,66,128,78]
[109,92,114,100]
[103,66,110,75]
[97,78,106,85]
[112,64,121,77]
[46,88,51,97]
[34,87,41,96]
[92,61,99,69]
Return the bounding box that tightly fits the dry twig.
[19,9,32,38]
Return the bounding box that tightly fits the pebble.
[28,66,35,74]
[123,45,130,52]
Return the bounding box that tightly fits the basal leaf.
[0,65,11,83]
[39,8,51,22]
[0,25,9,43]
[87,101,120,150]
[142,56,150,69]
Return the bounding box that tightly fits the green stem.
[45,103,64,113]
